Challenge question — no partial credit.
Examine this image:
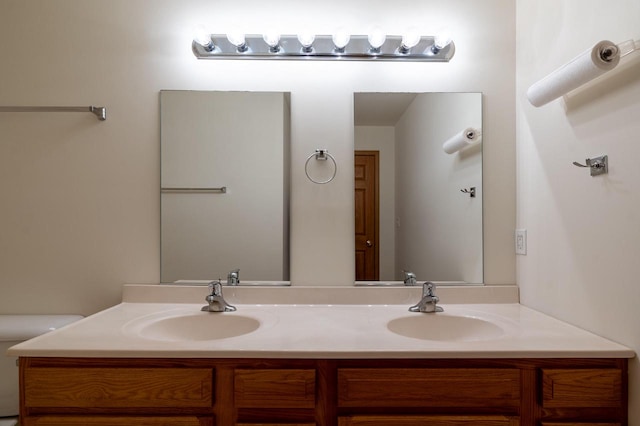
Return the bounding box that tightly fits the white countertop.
[7,300,634,359]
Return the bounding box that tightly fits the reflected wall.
[355,92,482,283]
[160,91,291,282]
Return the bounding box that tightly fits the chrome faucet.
[201,280,236,312]
[409,282,444,313]
[403,271,417,286]
[227,268,240,286]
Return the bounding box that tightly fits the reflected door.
[355,151,379,280]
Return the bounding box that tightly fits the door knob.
[366,240,373,247]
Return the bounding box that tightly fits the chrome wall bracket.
[573,155,608,176]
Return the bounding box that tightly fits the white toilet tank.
[0,314,83,417]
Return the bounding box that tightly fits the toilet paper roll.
[443,128,481,154]
[527,40,620,107]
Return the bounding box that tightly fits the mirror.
[160,90,291,283]
[354,92,483,284]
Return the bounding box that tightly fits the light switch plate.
[515,229,527,255]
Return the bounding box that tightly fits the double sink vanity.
[9,284,633,426]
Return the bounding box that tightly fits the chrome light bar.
[192,34,455,62]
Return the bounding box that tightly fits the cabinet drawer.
[24,368,213,408]
[541,423,620,426]
[234,369,316,408]
[339,415,519,426]
[541,369,622,408]
[22,415,209,426]
[236,424,315,426]
[338,368,520,408]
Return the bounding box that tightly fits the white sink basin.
[124,312,261,342]
[387,314,505,342]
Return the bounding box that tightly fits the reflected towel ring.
[305,149,337,184]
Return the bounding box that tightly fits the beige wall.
[0,0,516,315]
[516,0,640,421]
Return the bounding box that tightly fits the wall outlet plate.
[515,229,527,255]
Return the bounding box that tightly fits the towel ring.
[305,149,337,184]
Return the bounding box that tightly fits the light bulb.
[400,27,421,53]
[332,28,350,51]
[368,27,386,51]
[297,32,315,52]
[227,32,248,52]
[262,30,281,52]
[434,28,452,51]
[193,25,214,51]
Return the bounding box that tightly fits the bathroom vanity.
[19,356,626,426]
[9,285,633,426]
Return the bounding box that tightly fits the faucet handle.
[422,281,435,297]
[227,268,240,285]
[403,270,417,285]
[424,282,442,308]
[409,282,443,313]
[208,279,223,296]
[203,279,237,312]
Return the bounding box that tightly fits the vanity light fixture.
[192,28,455,61]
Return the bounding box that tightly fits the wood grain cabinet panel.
[338,415,520,426]
[338,368,520,409]
[234,369,316,408]
[22,416,211,426]
[24,368,213,408]
[541,369,622,408]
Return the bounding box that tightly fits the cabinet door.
[234,369,316,408]
[24,368,213,408]
[22,416,212,426]
[541,369,622,408]
[339,415,519,426]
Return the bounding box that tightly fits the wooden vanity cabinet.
[18,357,627,426]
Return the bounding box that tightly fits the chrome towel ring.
[304,149,337,184]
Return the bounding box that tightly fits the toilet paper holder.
[572,155,608,176]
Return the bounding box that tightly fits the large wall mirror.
[160,90,291,283]
[354,92,483,284]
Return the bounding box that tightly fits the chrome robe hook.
[460,187,476,198]
[572,155,608,176]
